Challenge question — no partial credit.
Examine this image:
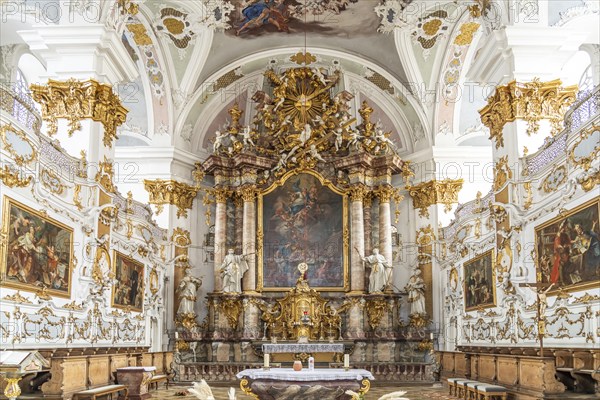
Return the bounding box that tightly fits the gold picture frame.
[1,196,74,298]
[111,251,145,312]
[257,170,349,291]
[463,250,496,311]
[535,197,600,293]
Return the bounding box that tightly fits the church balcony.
[0,82,41,134]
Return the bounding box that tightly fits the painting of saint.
[1,197,73,298]
[260,172,347,290]
[463,250,496,311]
[535,198,600,291]
[112,252,145,312]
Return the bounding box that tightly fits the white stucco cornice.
[18,24,138,83]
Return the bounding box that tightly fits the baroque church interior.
[0,0,599,399]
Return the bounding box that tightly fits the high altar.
[171,66,434,383]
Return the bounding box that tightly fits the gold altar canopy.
[258,270,349,341]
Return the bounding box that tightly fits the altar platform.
[256,342,352,363]
[237,368,373,400]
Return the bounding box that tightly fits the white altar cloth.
[262,343,344,353]
[236,368,374,382]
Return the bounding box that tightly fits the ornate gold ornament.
[99,205,119,225]
[479,79,578,149]
[239,378,260,400]
[95,156,116,194]
[365,297,389,331]
[216,297,243,329]
[493,155,513,191]
[576,168,600,192]
[73,184,83,211]
[3,377,22,399]
[348,184,369,202]
[149,268,159,295]
[539,165,567,193]
[143,179,199,218]
[489,204,507,224]
[62,300,84,311]
[408,179,463,218]
[2,291,33,304]
[290,51,317,65]
[0,165,31,188]
[35,286,52,301]
[573,293,600,304]
[569,124,599,171]
[171,227,191,247]
[453,22,480,46]
[208,67,401,178]
[416,224,436,246]
[41,168,66,195]
[30,79,128,147]
[0,123,37,166]
[523,181,533,210]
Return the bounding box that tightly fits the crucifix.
[518,282,554,357]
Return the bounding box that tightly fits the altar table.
[116,366,156,400]
[262,343,345,354]
[237,368,374,400]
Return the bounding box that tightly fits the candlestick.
[264,354,270,369]
[344,354,349,369]
[430,332,434,340]
[175,332,179,340]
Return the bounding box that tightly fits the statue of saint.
[220,249,252,293]
[359,247,392,293]
[405,268,426,316]
[177,268,203,316]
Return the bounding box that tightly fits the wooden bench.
[72,384,128,400]
[148,373,169,390]
[466,381,508,400]
[456,379,479,398]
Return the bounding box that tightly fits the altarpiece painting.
[258,172,348,291]
[111,252,145,312]
[1,197,73,298]
[535,197,600,291]
[463,250,496,311]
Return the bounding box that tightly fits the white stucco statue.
[220,249,252,293]
[405,268,426,316]
[177,268,203,316]
[360,247,391,293]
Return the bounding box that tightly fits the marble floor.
[155,383,452,399]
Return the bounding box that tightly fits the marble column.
[234,195,243,252]
[376,186,394,291]
[214,189,229,292]
[363,195,372,292]
[241,186,257,292]
[349,185,367,293]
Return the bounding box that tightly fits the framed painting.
[111,252,145,312]
[535,197,600,291]
[463,250,496,311]
[258,171,348,291]
[1,196,73,298]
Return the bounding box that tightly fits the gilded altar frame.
[257,170,349,292]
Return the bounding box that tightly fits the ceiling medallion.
[210,67,399,177]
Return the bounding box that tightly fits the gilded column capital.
[408,179,463,218]
[214,187,232,203]
[479,79,577,149]
[374,185,395,203]
[144,179,199,218]
[348,184,369,202]
[240,185,258,202]
[30,79,128,148]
